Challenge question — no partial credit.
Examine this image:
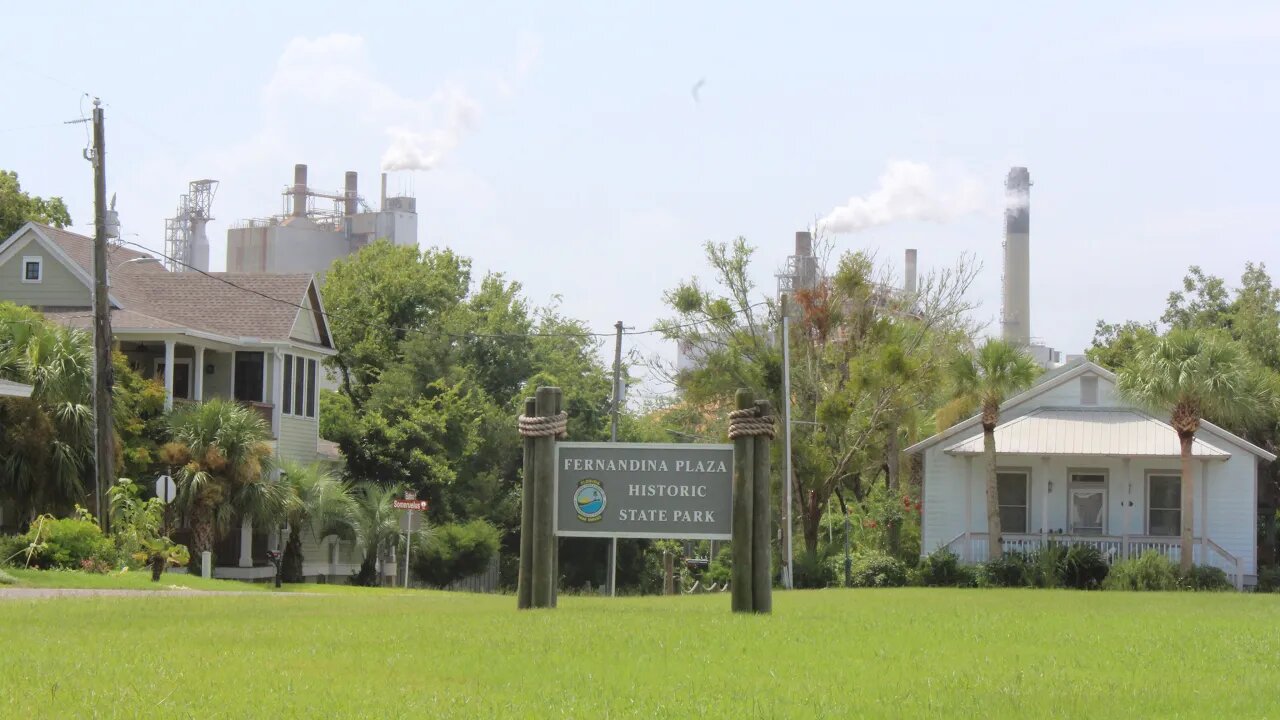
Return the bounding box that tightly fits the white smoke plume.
[818,160,987,234]
[381,88,482,172]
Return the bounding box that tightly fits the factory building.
[226,163,418,275]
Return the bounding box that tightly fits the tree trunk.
[984,425,1002,561]
[886,424,902,557]
[191,505,215,560]
[282,528,304,583]
[1180,433,1195,573]
[801,489,821,558]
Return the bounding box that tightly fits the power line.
[115,239,770,342]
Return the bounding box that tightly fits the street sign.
[155,474,176,504]
[399,510,423,533]
[393,499,429,511]
[555,442,733,540]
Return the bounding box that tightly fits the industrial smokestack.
[794,230,816,290]
[292,164,308,217]
[904,249,917,294]
[380,172,387,211]
[344,171,358,216]
[1002,167,1031,346]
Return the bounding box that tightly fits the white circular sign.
[155,474,177,503]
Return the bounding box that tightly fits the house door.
[154,358,192,400]
[1069,473,1107,535]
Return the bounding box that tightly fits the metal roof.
[943,407,1231,459]
[0,379,33,398]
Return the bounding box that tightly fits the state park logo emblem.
[573,478,606,523]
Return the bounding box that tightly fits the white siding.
[277,415,319,465]
[0,233,91,307]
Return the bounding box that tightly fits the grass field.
[1,585,1278,718]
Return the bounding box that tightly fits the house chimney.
[904,248,917,294]
[292,164,308,217]
[344,171,358,216]
[1002,167,1031,346]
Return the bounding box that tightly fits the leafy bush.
[1027,544,1068,589]
[793,551,835,589]
[411,520,500,589]
[19,511,117,570]
[0,534,30,567]
[1257,566,1280,593]
[1180,565,1231,592]
[1103,551,1180,591]
[704,545,732,587]
[849,552,909,588]
[914,549,976,587]
[1061,545,1109,590]
[980,553,1031,588]
[0,568,14,585]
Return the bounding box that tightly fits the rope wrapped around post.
[518,412,568,439]
[727,403,776,440]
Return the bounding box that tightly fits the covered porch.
[939,408,1245,589]
[117,334,276,435]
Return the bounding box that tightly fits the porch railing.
[944,533,1243,590]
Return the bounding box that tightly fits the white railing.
[944,533,1243,589]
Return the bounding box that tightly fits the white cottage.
[906,359,1274,589]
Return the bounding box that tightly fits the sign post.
[393,491,428,589]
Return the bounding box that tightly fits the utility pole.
[780,294,794,589]
[607,320,624,596]
[90,98,115,531]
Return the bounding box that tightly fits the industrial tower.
[1001,167,1031,346]
[164,180,218,273]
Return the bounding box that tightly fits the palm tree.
[0,306,94,518]
[349,483,403,586]
[1117,329,1271,571]
[948,338,1040,560]
[277,461,356,582]
[161,399,274,562]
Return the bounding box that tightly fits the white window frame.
[21,256,42,283]
[1067,469,1108,535]
[153,357,194,400]
[283,353,318,419]
[1146,471,1182,537]
[996,468,1031,535]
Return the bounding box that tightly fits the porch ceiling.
[943,407,1230,459]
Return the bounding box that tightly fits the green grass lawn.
[1,587,1277,718]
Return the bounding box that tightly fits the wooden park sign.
[516,386,775,614]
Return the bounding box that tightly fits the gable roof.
[942,407,1230,459]
[1,223,334,350]
[906,357,1276,462]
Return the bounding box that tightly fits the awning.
[943,407,1230,459]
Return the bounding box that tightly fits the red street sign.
[393,499,428,511]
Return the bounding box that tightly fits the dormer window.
[21,256,42,283]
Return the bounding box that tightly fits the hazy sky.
[4,2,1279,396]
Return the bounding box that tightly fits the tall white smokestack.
[292,164,308,217]
[1002,167,1031,346]
[904,248,917,294]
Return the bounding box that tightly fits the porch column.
[271,350,284,436]
[239,518,253,567]
[1122,458,1132,559]
[1200,459,1209,565]
[228,351,237,398]
[1040,456,1050,540]
[964,456,974,562]
[162,339,176,411]
[192,346,205,402]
